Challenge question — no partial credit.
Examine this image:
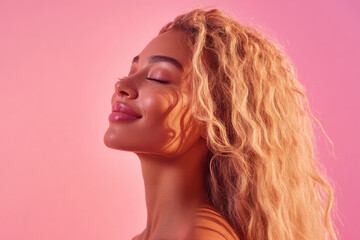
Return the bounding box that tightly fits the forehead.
[138,30,192,69]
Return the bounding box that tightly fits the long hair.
[159,8,339,240]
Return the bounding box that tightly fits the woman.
[104,8,338,240]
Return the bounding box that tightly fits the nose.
[114,76,138,99]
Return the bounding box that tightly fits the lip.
[111,101,142,118]
[108,112,140,122]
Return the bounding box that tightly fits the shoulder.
[191,204,240,240]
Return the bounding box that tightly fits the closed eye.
[146,77,169,84]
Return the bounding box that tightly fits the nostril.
[114,77,138,98]
[120,90,129,96]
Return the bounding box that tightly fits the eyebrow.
[132,55,184,72]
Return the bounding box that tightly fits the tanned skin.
[104,30,215,240]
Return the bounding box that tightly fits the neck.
[135,138,212,239]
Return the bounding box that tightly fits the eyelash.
[146,77,169,84]
[116,76,169,84]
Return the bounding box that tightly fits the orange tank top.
[193,204,240,240]
[131,204,240,240]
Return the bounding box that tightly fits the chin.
[103,133,117,150]
[103,129,124,150]
[103,131,140,152]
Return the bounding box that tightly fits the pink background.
[0,0,359,239]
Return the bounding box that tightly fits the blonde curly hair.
[159,8,339,240]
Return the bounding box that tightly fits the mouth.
[111,101,142,118]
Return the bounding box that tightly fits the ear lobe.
[200,128,208,139]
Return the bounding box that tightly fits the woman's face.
[104,30,206,159]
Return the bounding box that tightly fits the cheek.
[143,94,172,116]
[145,92,199,141]
[142,87,180,119]
[143,90,190,128]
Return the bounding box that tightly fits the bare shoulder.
[191,204,240,240]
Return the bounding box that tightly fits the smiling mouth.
[111,101,142,118]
